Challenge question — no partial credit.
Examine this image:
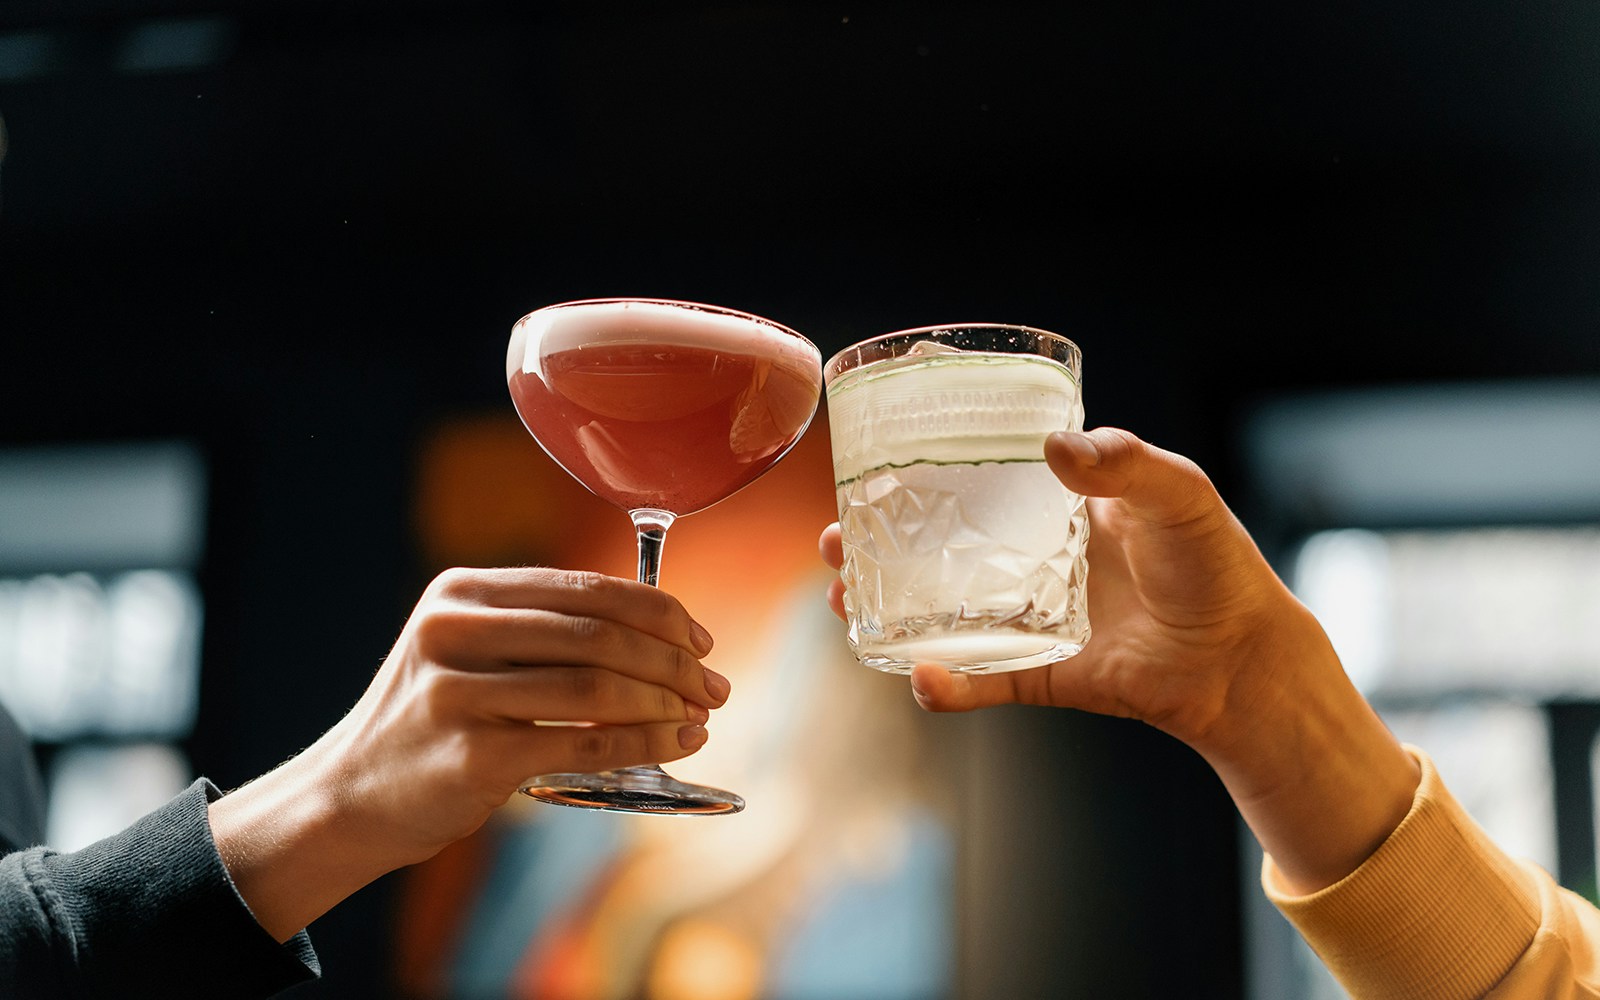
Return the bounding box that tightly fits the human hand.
[821,427,1304,752]
[210,567,728,939]
[821,427,1418,891]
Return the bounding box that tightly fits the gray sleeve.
[0,779,320,999]
[0,703,46,853]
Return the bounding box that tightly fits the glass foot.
[519,765,744,815]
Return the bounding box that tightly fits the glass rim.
[824,322,1080,382]
[518,297,819,355]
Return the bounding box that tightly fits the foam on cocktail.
[826,343,1082,486]
[508,299,817,381]
[508,299,823,516]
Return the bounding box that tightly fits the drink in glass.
[507,298,822,814]
[825,324,1089,674]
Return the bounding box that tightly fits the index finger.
[433,567,714,657]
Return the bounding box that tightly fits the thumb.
[1044,427,1216,526]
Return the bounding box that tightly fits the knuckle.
[586,570,675,619]
[427,566,479,599]
[558,569,615,599]
[668,645,700,689]
[648,587,688,625]
[562,668,606,704]
[571,726,620,765]
[1093,427,1141,464]
[656,685,681,720]
[567,614,622,654]
[412,606,477,659]
[412,667,471,717]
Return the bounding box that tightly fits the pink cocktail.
[506,298,822,814]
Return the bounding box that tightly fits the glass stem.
[630,508,677,588]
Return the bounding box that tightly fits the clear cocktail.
[826,326,1089,674]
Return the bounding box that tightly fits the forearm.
[2,781,318,997]
[1195,599,1420,894]
[208,726,403,944]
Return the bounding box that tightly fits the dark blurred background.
[2,2,1598,997]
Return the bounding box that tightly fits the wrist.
[1187,596,1341,773]
[1195,597,1420,893]
[208,733,392,942]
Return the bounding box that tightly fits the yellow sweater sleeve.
[1262,745,1600,999]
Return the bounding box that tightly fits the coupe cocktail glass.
[507,298,822,814]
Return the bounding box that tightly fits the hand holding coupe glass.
[506,299,1092,816]
[506,299,824,813]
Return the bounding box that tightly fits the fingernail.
[678,724,709,750]
[1050,431,1101,467]
[703,668,731,703]
[909,674,933,710]
[689,620,715,656]
[686,702,710,725]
